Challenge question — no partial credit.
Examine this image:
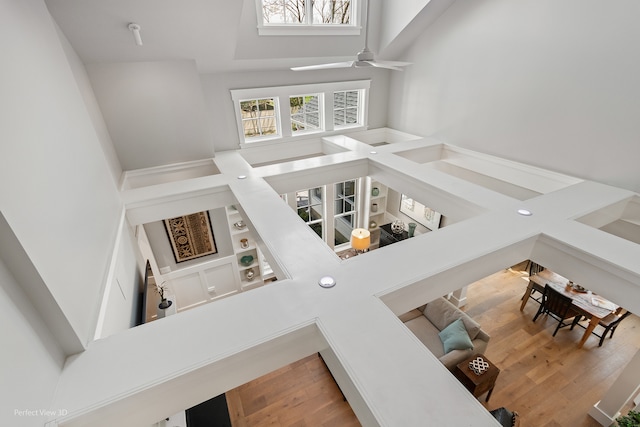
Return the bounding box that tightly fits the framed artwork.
[400,194,442,231]
[164,211,218,263]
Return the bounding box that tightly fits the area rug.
[185,393,231,427]
[164,211,217,263]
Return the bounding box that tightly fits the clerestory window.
[333,90,361,129]
[257,0,359,36]
[239,98,280,142]
[230,80,369,146]
[290,94,322,134]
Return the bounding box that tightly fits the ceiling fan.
[290,0,411,71]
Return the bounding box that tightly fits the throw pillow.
[438,318,473,353]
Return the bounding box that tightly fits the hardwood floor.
[226,267,640,426]
[226,354,360,427]
[464,268,640,426]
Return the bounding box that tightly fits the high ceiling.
[44,0,380,73]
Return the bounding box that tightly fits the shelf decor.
[156,281,172,310]
[400,194,442,231]
[164,211,218,263]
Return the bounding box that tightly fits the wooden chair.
[573,310,633,347]
[533,284,581,337]
[490,407,521,427]
[521,262,545,305]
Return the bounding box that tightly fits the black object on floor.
[185,393,231,427]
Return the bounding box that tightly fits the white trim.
[258,25,360,36]
[93,207,127,341]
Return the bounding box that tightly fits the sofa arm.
[398,309,423,323]
[476,329,491,344]
[440,348,474,370]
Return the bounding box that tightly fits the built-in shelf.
[367,179,389,249]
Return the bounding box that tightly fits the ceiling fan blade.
[290,61,354,71]
[373,60,412,67]
[366,61,405,71]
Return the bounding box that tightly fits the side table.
[453,354,500,402]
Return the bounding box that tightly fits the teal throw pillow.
[438,318,473,353]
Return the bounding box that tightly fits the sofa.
[401,297,490,370]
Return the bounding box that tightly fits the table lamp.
[351,228,371,254]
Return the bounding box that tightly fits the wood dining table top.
[529,269,618,320]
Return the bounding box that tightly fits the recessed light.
[318,276,336,288]
[370,151,377,154]
[237,175,247,179]
[517,209,532,216]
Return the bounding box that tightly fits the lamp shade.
[351,228,371,251]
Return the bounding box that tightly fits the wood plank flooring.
[226,267,640,426]
[226,354,360,427]
[464,268,640,426]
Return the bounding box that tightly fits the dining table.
[520,269,618,348]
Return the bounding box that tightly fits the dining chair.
[520,262,546,305]
[490,407,520,427]
[574,310,633,347]
[533,284,581,337]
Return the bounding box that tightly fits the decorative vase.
[158,298,172,309]
[391,220,405,234]
[369,220,377,229]
[371,203,378,213]
[371,187,380,197]
[240,238,249,249]
[408,222,417,237]
[245,268,255,280]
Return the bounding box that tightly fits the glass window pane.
[312,187,322,201]
[334,216,352,245]
[291,94,321,134]
[345,90,359,107]
[310,207,322,221]
[262,0,306,24]
[298,207,309,220]
[344,180,355,197]
[307,112,319,128]
[243,119,259,138]
[258,99,275,115]
[335,182,344,197]
[310,223,323,238]
[334,199,343,215]
[296,190,309,206]
[259,118,276,135]
[345,199,353,212]
[312,0,351,24]
[241,100,257,112]
[334,90,360,128]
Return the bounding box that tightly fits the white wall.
[0,0,124,347]
[387,0,640,193]
[200,68,391,152]
[55,19,122,186]
[143,208,233,272]
[86,60,215,171]
[97,219,146,339]
[0,258,65,427]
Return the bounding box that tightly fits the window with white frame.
[334,179,357,246]
[283,179,360,250]
[230,80,369,145]
[296,187,323,238]
[333,90,361,129]
[257,0,358,36]
[290,94,322,134]
[239,98,280,141]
